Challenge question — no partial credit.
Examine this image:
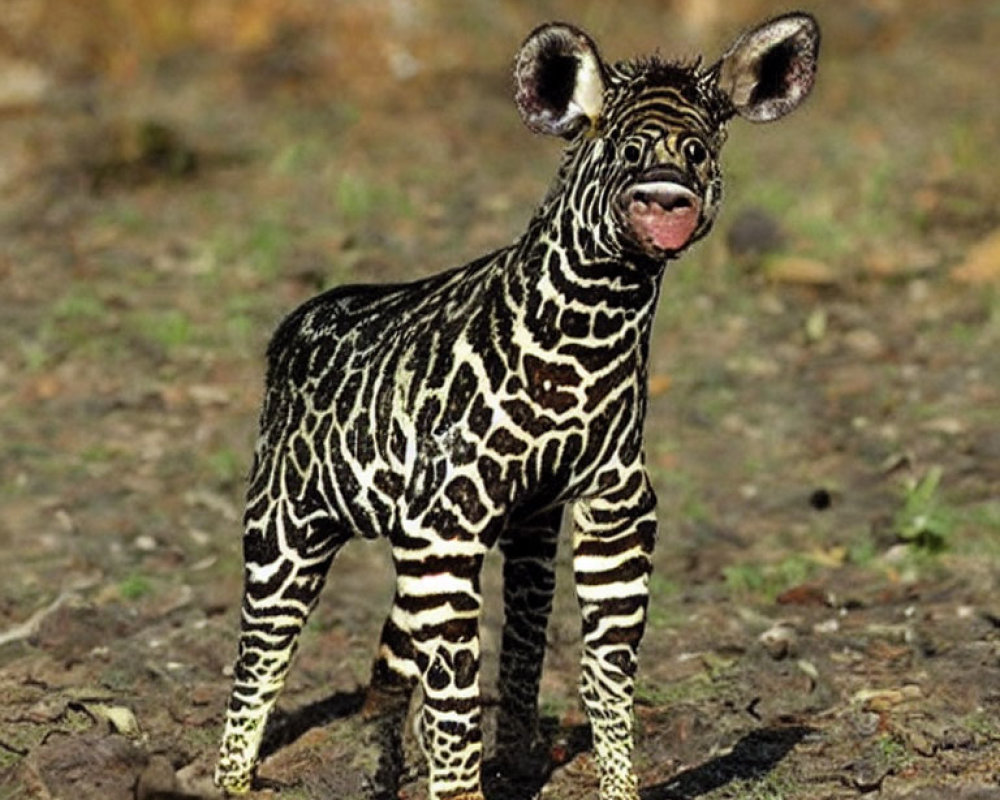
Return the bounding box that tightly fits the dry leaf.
[855,688,906,713]
[648,374,671,397]
[80,701,142,737]
[765,256,839,286]
[952,228,1000,284]
[809,545,848,568]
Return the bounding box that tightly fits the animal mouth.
[622,175,702,254]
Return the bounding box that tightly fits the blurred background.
[1,1,999,797]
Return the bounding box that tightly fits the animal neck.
[508,192,667,315]
[489,194,666,379]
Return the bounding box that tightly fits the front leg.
[572,469,656,800]
[395,540,488,800]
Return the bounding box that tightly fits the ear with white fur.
[716,12,820,123]
[514,23,606,137]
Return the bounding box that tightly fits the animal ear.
[715,12,820,123]
[514,23,607,137]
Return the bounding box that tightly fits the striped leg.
[572,470,656,800]
[215,510,347,794]
[395,543,488,800]
[363,594,420,798]
[496,508,562,769]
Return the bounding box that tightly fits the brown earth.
[1,2,999,799]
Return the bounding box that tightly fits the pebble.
[843,328,885,358]
[727,207,785,256]
[814,618,839,634]
[849,757,889,791]
[136,754,179,800]
[759,622,798,660]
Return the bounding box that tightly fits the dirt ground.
[1,2,999,798]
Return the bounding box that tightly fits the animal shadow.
[258,688,367,760]
[255,692,807,799]
[641,725,815,799]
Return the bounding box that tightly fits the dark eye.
[683,138,707,165]
[621,141,643,165]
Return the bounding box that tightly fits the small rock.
[136,754,179,800]
[920,417,965,436]
[26,732,148,800]
[852,710,881,737]
[80,702,142,737]
[853,687,913,714]
[759,622,798,660]
[901,684,923,700]
[813,618,839,634]
[848,757,889,791]
[797,659,820,683]
[843,328,885,359]
[804,307,827,342]
[905,729,937,757]
[727,207,785,256]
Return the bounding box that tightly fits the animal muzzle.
[621,171,702,254]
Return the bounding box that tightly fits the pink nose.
[625,182,701,252]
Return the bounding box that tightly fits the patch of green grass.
[224,310,255,350]
[723,554,815,603]
[704,769,799,800]
[961,501,1000,545]
[334,171,413,225]
[649,456,716,528]
[538,695,574,721]
[80,443,116,465]
[893,466,954,555]
[218,293,274,350]
[947,118,991,174]
[207,446,246,488]
[635,655,737,707]
[138,308,196,352]
[247,216,295,279]
[52,289,106,323]
[119,574,153,601]
[209,213,296,281]
[17,337,52,372]
[270,138,324,176]
[635,672,713,707]
[646,574,682,629]
[94,202,150,234]
[875,732,913,773]
[847,533,879,568]
[962,709,1000,742]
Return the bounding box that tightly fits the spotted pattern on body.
[216,13,819,800]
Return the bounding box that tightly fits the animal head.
[514,13,820,261]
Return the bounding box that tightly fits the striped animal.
[216,13,819,800]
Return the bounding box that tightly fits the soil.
[1,2,999,799]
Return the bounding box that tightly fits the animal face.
[514,14,820,261]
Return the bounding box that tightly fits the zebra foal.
[216,12,819,800]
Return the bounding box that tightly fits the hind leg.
[215,507,349,794]
[496,507,561,768]
[362,592,420,798]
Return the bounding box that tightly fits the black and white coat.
[216,13,819,800]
